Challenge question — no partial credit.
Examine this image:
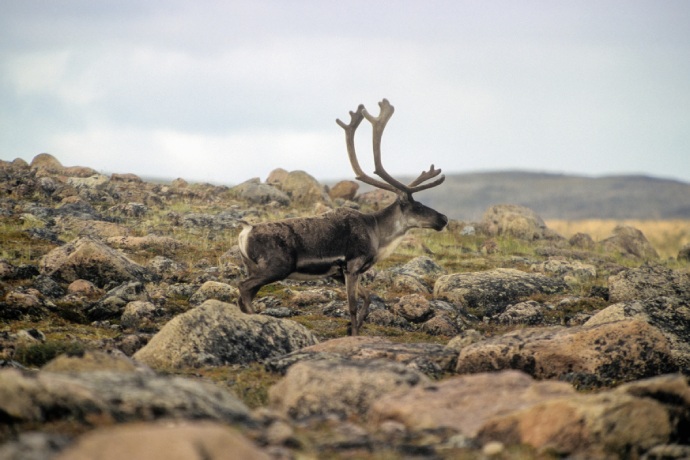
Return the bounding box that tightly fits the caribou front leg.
[356,284,371,331]
[344,272,363,336]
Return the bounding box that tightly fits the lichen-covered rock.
[434,268,567,317]
[480,204,560,240]
[370,371,690,458]
[454,319,677,387]
[607,263,690,303]
[391,294,433,323]
[39,236,152,288]
[265,336,456,377]
[328,180,359,201]
[0,368,253,427]
[277,170,329,206]
[85,281,150,320]
[55,421,270,460]
[495,300,545,325]
[269,358,429,421]
[120,301,159,330]
[585,296,690,372]
[105,235,186,252]
[531,257,596,284]
[133,300,318,368]
[231,178,290,206]
[188,281,239,305]
[599,224,659,259]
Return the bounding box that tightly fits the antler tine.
[407,164,446,192]
[361,99,413,195]
[336,104,398,193]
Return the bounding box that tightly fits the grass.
[547,219,690,260]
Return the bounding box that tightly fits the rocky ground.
[1,154,689,460]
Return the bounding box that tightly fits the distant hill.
[407,171,690,221]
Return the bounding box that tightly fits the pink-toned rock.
[455,319,677,387]
[328,180,359,201]
[55,421,270,460]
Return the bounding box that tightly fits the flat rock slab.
[134,300,318,368]
[265,336,457,377]
[434,268,567,317]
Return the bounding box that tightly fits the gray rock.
[266,336,456,378]
[39,236,152,288]
[495,300,544,325]
[133,300,318,368]
[86,281,149,320]
[434,268,567,317]
[599,224,659,259]
[232,178,290,206]
[480,204,560,240]
[0,368,253,426]
[608,264,690,303]
[269,357,429,421]
[189,280,239,305]
[121,300,159,330]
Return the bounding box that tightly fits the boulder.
[495,300,545,325]
[269,358,428,421]
[454,319,677,387]
[265,168,289,187]
[0,368,253,427]
[599,224,659,259]
[133,300,318,368]
[121,301,159,330]
[568,232,595,250]
[608,263,690,303]
[391,294,434,323]
[480,204,559,240]
[231,178,290,206]
[265,336,456,377]
[85,281,150,320]
[585,296,690,372]
[370,371,690,458]
[55,421,270,460]
[530,257,596,284]
[678,243,690,262]
[434,268,567,317]
[328,180,359,201]
[189,280,240,305]
[39,236,152,288]
[30,153,64,175]
[277,170,329,206]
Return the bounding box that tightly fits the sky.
[2,1,689,186]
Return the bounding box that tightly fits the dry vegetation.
[547,219,690,259]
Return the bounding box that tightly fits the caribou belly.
[289,255,344,280]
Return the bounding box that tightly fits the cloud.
[2,1,690,184]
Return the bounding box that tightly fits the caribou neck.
[372,199,408,249]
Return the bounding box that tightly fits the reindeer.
[237,99,448,335]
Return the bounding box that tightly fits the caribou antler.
[337,99,445,196]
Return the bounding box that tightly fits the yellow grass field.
[546,219,690,260]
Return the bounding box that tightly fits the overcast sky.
[2,1,689,186]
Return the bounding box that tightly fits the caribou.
[237,99,448,335]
